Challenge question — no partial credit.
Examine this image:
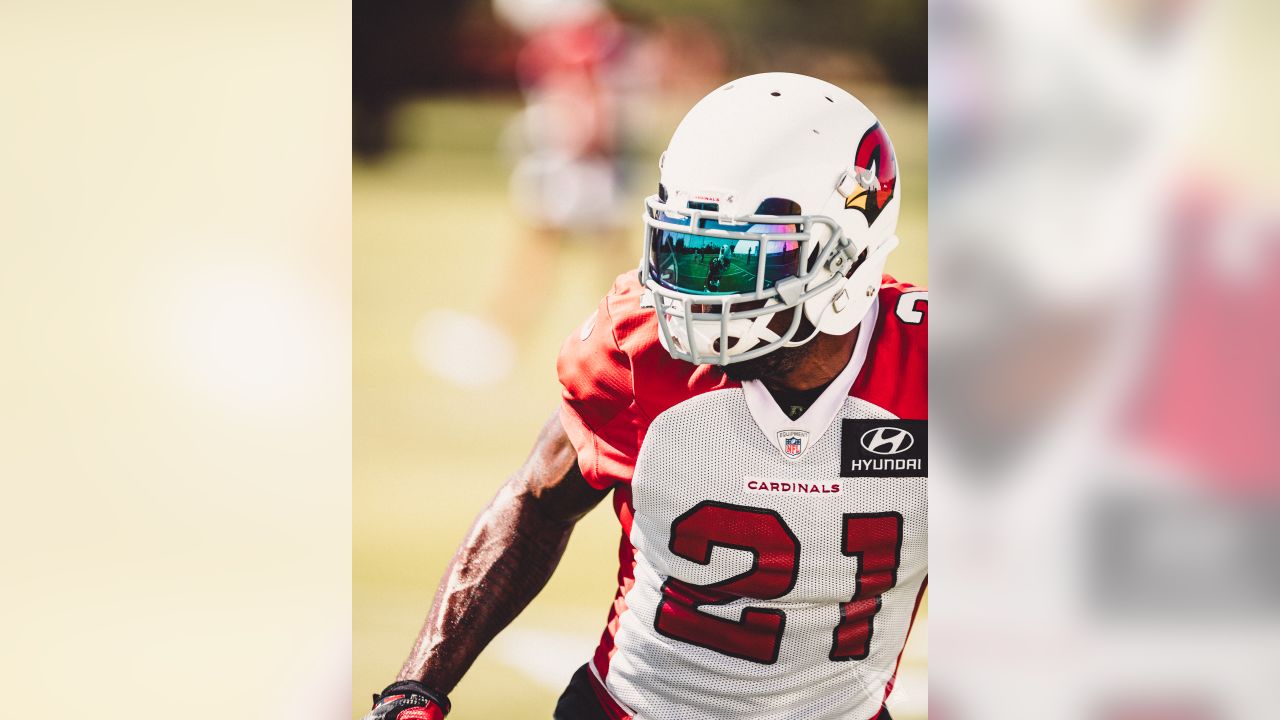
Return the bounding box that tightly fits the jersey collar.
[741,295,879,460]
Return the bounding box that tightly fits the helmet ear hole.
[846,247,868,278]
[807,248,822,273]
[804,222,834,273]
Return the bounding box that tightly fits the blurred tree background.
[354,0,924,158]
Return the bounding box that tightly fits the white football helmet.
[641,72,901,365]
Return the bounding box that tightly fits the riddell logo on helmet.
[844,123,897,225]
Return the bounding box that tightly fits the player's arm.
[365,411,609,719]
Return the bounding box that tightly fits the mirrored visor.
[647,212,802,296]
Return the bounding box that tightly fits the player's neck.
[764,327,859,394]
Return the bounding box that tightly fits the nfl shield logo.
[778,430,809,459]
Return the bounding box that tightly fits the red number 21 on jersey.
[654,501,904,664]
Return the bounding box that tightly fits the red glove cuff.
[394,703,447,720]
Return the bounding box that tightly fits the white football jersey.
[559,273,928,720]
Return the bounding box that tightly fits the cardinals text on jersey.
[557,271,927,720]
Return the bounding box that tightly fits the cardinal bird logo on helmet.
[844,123,897,225]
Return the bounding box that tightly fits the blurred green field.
[354,92,927,719]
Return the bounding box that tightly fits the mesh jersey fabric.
[558,271,928,720]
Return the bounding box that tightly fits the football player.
[365,72,927,720]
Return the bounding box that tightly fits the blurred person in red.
[363,73,927,720]
[418,0,641,387]
[500,0,630,234]
[929,0,1280,718]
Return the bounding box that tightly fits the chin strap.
[781,322,822,348]
[739,299,820,352]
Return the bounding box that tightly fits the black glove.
[364,680,451,720]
